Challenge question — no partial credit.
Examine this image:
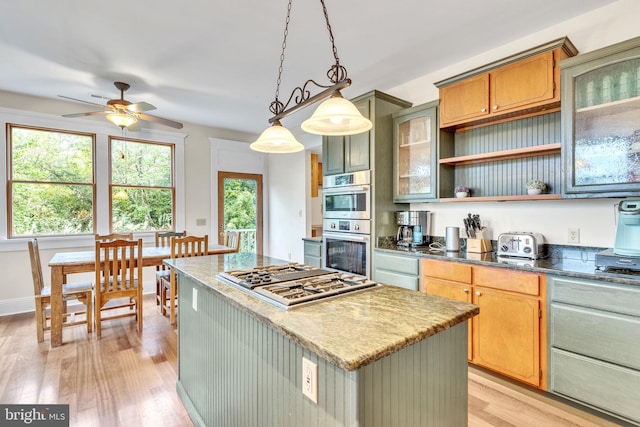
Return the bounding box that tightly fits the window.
[110,137,174,232]
[8,125,95,237]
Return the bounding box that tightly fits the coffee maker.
[396,211,430,247]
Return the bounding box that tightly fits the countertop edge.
[168,254,478,371]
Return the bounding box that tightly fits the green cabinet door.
[322,135,345,176]
[345,99,371,172]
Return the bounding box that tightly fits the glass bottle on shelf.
[563,37,640,197]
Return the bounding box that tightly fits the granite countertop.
[302,236,322,242]
[376,240,640,287]
[165,253,478,371]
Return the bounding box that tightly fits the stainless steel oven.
[323,170,371,220]
[322,218,371,278]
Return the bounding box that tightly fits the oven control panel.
[323,218,371,234]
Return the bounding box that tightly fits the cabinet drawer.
[551,348,640,423]
[303,255,322,269]
[422,259,471,283]
[549,275,640,317]
[551,304,640,370]
[375,270,418,291]
[375,252,419,275]
[303,241,322,258]
[473,266,540,295]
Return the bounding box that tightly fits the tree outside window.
[8,125,94,237]
[110,138,174,232]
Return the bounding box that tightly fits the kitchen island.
[165,253,478,427]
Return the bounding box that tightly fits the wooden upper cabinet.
[439,74,489,126]
[437,38,577,129]
[490,51,555,114]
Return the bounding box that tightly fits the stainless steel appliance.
[595,200,640,271]
[497,232,544,259]
[217,263,379,310]
[322,218,371,277]
[323,170,371,220]
[396,211,430,247]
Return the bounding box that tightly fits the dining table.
[47,243,235,347]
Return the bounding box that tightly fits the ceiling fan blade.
[126,101,156,113]
[62,110,110,118]
[137,113,184,129]
[58,95,107,108]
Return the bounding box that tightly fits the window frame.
[108,135,176,233]
[0,106,185,251]
[7,123,97,239]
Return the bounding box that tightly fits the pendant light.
[251,0,371,153]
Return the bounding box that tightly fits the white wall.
[267,150,307,262]
[385,0,640,247]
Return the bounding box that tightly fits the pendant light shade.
[250,121,305,153]
[107,112,137,129]
[301,91,372,136]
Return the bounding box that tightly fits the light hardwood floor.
[0,295,630,427]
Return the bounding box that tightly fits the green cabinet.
[392,100,453,202]
[548,275,640,424]
[562,36,640,197]
[322,99,371,175]
[302,238,322,268]
[373,250,420,291]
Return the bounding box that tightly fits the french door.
[217,171,263,254]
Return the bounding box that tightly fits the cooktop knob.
[523,246,532,254]
[500,245,509,252]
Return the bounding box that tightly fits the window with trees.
[8,125,95,237]
[110,137,174,232]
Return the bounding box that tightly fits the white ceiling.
[0,0,618,140]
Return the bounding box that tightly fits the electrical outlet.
[568,227,580,244]
[192,288,198,311]
[302,357,318,403]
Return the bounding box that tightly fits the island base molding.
[176,274,470,427]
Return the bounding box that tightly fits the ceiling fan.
[59,81,184,130]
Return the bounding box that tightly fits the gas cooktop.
[217,263,380,309]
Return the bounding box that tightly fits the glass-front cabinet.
[562,36,640,197]
[393,101,449,202]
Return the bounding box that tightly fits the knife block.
[467,238,492,253]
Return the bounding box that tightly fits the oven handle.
[323,185,370,195]
[323,232,370,242]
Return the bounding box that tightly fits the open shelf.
[439,143,561,166]
[440,194,562,202]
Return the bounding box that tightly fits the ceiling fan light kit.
[61,81,184,130]
[107,112,137,129]
[251,0,372,153]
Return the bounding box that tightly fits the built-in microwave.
[323,171,371,220]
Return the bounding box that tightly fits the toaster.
[497,232,544,259]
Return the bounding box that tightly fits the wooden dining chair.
[28,239,93,342]
[154,230,186,306]
[95,232,133,241]
[224,231,242,253]
[94,238,143,338]
[160,234,208,324]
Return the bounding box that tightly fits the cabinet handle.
[463,288,469,293]
[475,291,481,296]
[480,108,486,113]
[492,105,498,110]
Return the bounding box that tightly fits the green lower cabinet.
[303,239,322,268]
[548,275,640,424]
[373,250,420,291]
